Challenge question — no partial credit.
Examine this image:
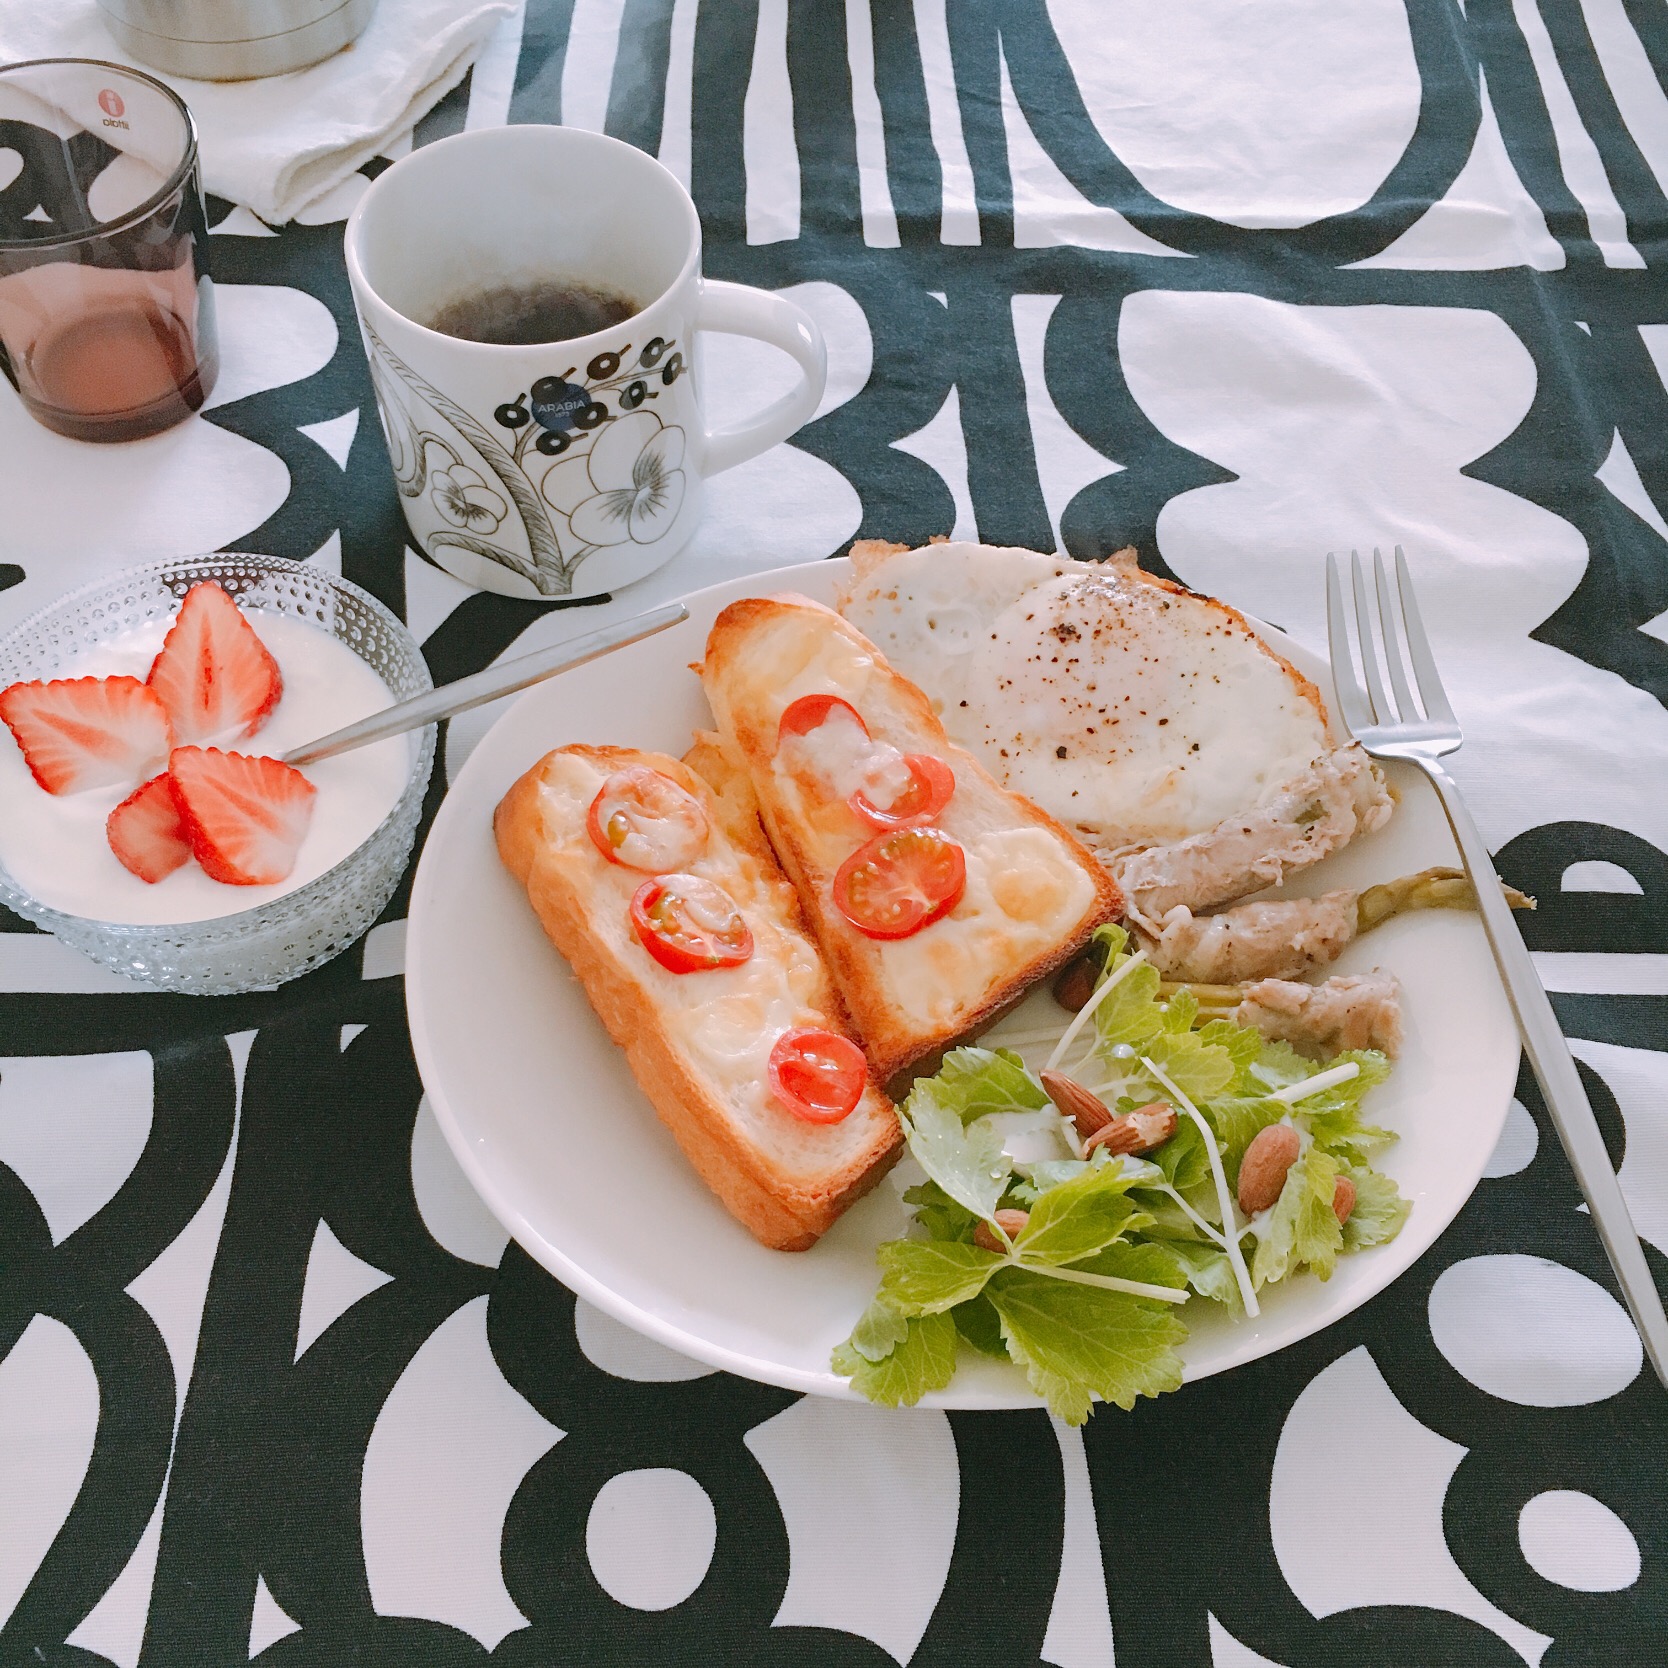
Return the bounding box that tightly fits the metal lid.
[98,0,363,45]
[97,0,376,80]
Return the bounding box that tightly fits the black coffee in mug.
[427,280,637,346]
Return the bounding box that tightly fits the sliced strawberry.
[168,747,316,886]
[148,582,283,745]
[0,675,171,794]
[108,773,193,883]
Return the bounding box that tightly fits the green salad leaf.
[952,1291,1008,1356]
[1087,927,1166,1049]
[1141,1026,1240,1103]
[1077,1240,1192,1290]
[832,1312,958,1407]
[847,1295,910,1363]
[878,1239,1003,1314]
[901,1180,980,1241]
[1012,1163,1141,1266]
[1301,1051,1396,1158]
[989,1269,1186,1421]
[1252,1143,1344,1287]
[899,1090,1010,1223]
[832,949,1411,1421]
[1342,1163,1413,1249]
[1160,1238,1247,1315]
[1150,1113,1212,1192]
[911,1046,1046,1124]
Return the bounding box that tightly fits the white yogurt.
[0,609,413,925]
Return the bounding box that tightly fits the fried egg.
[837,542,1332,848]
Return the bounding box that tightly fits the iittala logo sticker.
[97,87,130,129]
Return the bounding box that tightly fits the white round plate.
[407,560,1518,1405]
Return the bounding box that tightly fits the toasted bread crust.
[702,596,1122,1080]
[495,744,900,1251]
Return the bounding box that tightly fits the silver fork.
[1327,546,1668,1391]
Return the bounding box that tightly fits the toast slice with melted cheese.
[701,596,1122,1081]
[494,743,901,1251]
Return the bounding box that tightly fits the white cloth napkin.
[0,0,516,224]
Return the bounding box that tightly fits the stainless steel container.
[98,0,378,81]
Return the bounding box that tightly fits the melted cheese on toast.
[701,597,1121,1077]
[495,744,900,1250]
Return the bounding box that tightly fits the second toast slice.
[702,595,1121,1081]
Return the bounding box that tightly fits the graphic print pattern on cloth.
[3,0,1668,1661]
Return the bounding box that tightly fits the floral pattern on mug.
[540,412,686,547]
[431,462,509,533]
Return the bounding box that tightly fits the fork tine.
[1349,550,1394,724]
[1373,548,1421,719]
[1392,546,1457,726]
[1325,554,1376,738]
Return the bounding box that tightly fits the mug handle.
[694,280,828,475]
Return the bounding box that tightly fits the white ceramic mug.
[345,126,827,600]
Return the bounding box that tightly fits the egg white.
[838,544,1332,848]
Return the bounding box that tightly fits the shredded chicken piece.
[1114,745,1393,931]
[1138,892,1359,983]
[1233,972,1405,1058]
[1137,864,1534,984]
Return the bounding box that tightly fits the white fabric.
[0,0,515,224]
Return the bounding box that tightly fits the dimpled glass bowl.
[0,554,435,993]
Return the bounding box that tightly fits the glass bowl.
[0,553,435,993]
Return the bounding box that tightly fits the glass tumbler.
[0,58,218,441]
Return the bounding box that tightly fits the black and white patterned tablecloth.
[3,2,1667,1662]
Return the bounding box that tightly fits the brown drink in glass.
[0,58,218,442]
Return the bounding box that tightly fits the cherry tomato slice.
[850,753,956,829]
[833,826,966,940]
[630,874,753,972]
[587,766,709,872]
[768,1028,869,1123]
[778,693,867,744]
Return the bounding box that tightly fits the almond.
[1332,1175,1357,1225]
[1083,1100,1177,1158]
[1052,955,1098,1012]
[1237,1124,1301,1216]
[1040,1069,1112,1136]
[973,1208,1030,1253]
[1126,1101,1178,1151]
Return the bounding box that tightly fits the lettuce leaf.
[1300,1052,1396,1158]
[831,1312,958,1407]
[1077,1240,1191,1291]
[1142,1027,1239,1102]
[847,1294,910,1363]
[903,1180,979,1242]
[1150,1113,1212,1192]
[1247,1039,1315,1093]
[1092,959,1166,1048]
[877,1238,1003,1314]
[1160,987,1200,1032]
[988,1268,1186,1423]
[1197,1018,1264,1091]
[1013,1164,1141,1267]
[910,1046,1047,1125]
[1252,1144,1344,1288]
[899,1093,1010,1223]
[834,969,1403,1418]
[953,1291,1008,1356]
[1160,1238,1247,1315]
[1009,1158,1086,1203]
[1342,1164,1412,1249]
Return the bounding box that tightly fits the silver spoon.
[283,602,689,768]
